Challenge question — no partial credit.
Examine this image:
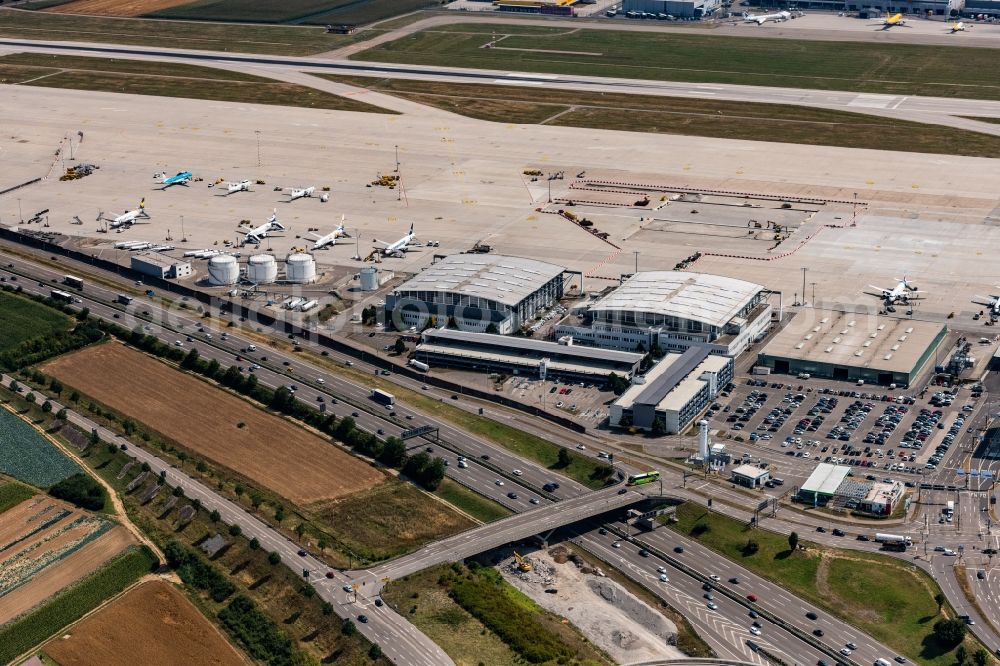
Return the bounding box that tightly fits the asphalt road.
[2,37,1000,129]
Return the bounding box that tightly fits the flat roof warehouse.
[394,255,566,308]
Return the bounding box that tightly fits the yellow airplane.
[876,13,909,28]
[949,21,970,32]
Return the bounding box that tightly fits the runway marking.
[493,79,544,86]
[848,94,901,109]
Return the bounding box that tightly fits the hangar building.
[757,309,946,387]
[414,328,643,383]
[130,253,192,279]
[556,271,771,356]
[623,0,721,18]
[609,346,734,433]
[386,255,565,334]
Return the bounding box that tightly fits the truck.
[370,389,394,407]
[50,289,73,303]
[299,299,318,312]
[63,274,83,290]
[286,297,304,310]
[409,359,429,372]
[945,500,955,517]
[874,533,912,551]
[116,294,133,305]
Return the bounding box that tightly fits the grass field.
[38,0,191,16]
[43,343,384,505]
[668,503,981,666]
[44,579,246,666]
[353,24,1000,100]
[0,54,391,113]
[0,290,71,355]
[0,8,357,55]
[434,478,511,523]
[321,74,1000,157]
[143,0,436,24]
[0,546,156,664]
[309,479,474,562]
[0,482,35,514]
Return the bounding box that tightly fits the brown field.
[0,517,132,625]
[43,343,384,505]
[45,579,247,666]
[44,0,192,16]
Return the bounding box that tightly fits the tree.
[650,418,666,437]
[275,506,286,522]
[48,473,107,511]
[485,323,499,335]
[296,522,306,540]
[229,524,242,537]
[268,551,281,566]
[557,447,571,468]
[973,647,989,666]
[378,437,407,469]
[393,337,406,354]
[56,408,67,421]
[41,400,52,414]
[69,390,80,403]
[742,539,759,556]
[934,591,945,614]
[25,392,35,404]
[249,537,260,551]
[956,645,967,666]
[210,509,221,522]
[49,378,63,396]
[341,619,357,636]
[172,486,185,498]
[322,602,334,616]
[192,498,202,512]
[932,618,966,647]
[368,644,383,659]
[787,531,799,552]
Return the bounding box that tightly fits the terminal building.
[413,328,643,383]
[130,253,192,279]
[796,462,903,516]
[609,346,734,433]
[556,271,771,357]
[623,0,721,18]
[385,255,566,335]
[756,309,946,387]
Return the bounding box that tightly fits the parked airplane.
[286,186,316,202]
[226,180,252,195]
[374,223,417,257]
[875,13,908,28]
[238,210,285,245]
[98,199,150,229]
[972,292,1000,320]
[307,216,350,250]
[865,277,923,306]
[743,10,790,24]
[155,171,193,189]
[949,21,970,32]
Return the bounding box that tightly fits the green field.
[321,74,1000,157]
[434,478,512,523]
[353,24,1000,100]
[0,406,80,487]
[668,503,983,666]
[147,0,437,26]
[0,481,36,514]
[0,8,353,55]
[0,54,391,112]
[0,546,156,663]
[0,290,71,355]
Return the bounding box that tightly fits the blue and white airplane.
[155,171,193,189]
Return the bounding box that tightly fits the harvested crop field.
[0,495,132,625]
[43,343,383,504]
[43,0,190,15]
[44,579,246,666]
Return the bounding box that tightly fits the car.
[832,528,845,537]
[507,492,518,500]
[806,611,818,620]
[343,585,353,592]
[325,571,334,579]
[674,546,684,553]
[639,549,650,557]
[978,570,986,580]
[816,526,827,533]
[659,573,669,582]
[747,594,758,602]
[846,642,858,651]
[749,626,761,636]
[119,444,128,451]
[813,628,824,637]
[707,602,718,610]
[748,610,759,619]
[709,574,721,581]
[512,469,523,476]
[840,648,852,656]
[352,411,359,417]
[894,657,907,664]
[298,550,306,557]
[729,576,740,584]
[612,541,621,548]
[377,428,384,435]
[495,479,504,486]
[657,566,667,574]
[618,487,628,495]
[375,598,383,607]
[530,498,540,505]
[576,444,586,450]
[316,378,325,384]
[599,528,608,535]
[358,615,368,624]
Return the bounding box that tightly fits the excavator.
[513,551,532,573]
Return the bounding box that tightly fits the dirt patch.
[0,526,132,625]
[43,343,384,505]
[499,547,683,663]
[44,0,191,16]
[44,579,246,665]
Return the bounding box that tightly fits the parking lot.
[708,376,981,485]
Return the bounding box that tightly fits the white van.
[875,659,891,666]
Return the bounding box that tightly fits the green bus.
[627,471,661,486]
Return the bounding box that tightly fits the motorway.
[2,37,1000,132]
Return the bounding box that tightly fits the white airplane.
[972,292,1000,320]
[286,186,316,202]
[225,180,252,195]
[743,10,790,24]
[374,222,417,257]
[866,277,923,306]
[949,21,970,32]
[154,171,193,189]
[98,199,150,228]
[307,216,350,250]
[237,209,285,245]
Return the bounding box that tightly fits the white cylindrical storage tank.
[698,419,710,459]
[359,266,379,291]
[207,254,239,286]
[247,253,278,284]
[286,252,316,284]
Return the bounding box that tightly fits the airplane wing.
[867,285,890,294]
[372,239,389,248]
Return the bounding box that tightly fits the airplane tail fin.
[139,198,145,210]
[409,222,414,235]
